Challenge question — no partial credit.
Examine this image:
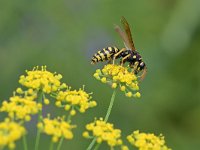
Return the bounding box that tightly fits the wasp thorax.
[125,51,146,74]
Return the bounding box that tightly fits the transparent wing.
[120,16,136,51]
[114,25,131,50]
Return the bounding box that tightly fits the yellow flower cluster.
[0,95,42,121]
[93,64,141,98]
[56,88,97,115]
[127,130,171,150]
[83,118,126,148]
[37,116,75,142]
[0,119,25,149]
[19,66,67,94]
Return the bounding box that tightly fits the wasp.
[91,17,147,80]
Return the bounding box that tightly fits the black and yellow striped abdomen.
[91,47,120,64]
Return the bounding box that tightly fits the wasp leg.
[130,61,139,72]
[112,48,126,64]
[140,67,147,82]
[130,65,136,74]
[131,69,136,74]
[120,54,131,66]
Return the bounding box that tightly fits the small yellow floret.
[101,77,107,83]
[8,142,15,149]
[52,136,59,143]
[134,92,141,98]
[96,69,101,73]
[89,101,97,107]
[44,98,50,105]
[37,122,43,129]
[112,83,117,89]
[27,88,34,95]
[64,105,71,111]
[55,101,61,107]
[70,110,76,116]
[93,73,100,79]
[25,115,31,121]
[120,86,126,91]
[126,92,132,97]
[82,131,89,138]
[121,145,129,150]
[16,88,23,94]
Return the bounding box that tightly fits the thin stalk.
[104,89,116,122]
[94,143,100,150]
[34,130,41,150]
[86,138,97,150]
[56,136,64,150]
[34,91,43,150]
[23,134,28,150]
[49,141,54,150]
[67,114,72,122]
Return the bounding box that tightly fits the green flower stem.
[94,143,100,150]
[56,136,64,150]
[86,90,117,150]
[23,134,28,150]
[86,138,97,150]
[49,141,54,150]
[34,130,41,150]
[104,89,116,122]
[34,91,43,150]
[67,113,72,122]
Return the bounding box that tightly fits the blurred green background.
[0,0,200,149]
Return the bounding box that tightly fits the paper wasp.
[91,17,147,80]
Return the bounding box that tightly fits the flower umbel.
[83,118,124,148]
[93,64,141,98]
[127,130,171,150]
[56,87,97,115]
[0,119,25,149]
[0,95,42,121]
[19,66,67,94]
[37,116,75,143]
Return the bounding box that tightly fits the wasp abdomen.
[91,47,119,64]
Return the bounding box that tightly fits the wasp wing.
[120,16,136,51]
[114,25,132,50]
